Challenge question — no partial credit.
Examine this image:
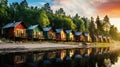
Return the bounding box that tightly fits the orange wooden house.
[84,33,91,42]
[74,32,85,42]
[97,35,103,42]
[55,29,66,41]
[3,21,27,40]
[43,27,56,40]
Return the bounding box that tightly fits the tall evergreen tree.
[42,3,52,13]
[20,0,28,8]
[95,16,104,35]
[82,17,90,32]
[0,0,8,25]
[103,15,111,32]
[73,14,85,32]
[56,8,65,16]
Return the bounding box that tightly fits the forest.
[0,0,120,40]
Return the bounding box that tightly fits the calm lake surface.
[112,57,120,67]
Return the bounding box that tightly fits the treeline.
[0,0,120,40]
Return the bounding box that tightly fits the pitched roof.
[56,29,63,33]
[43,27,52,31]
[103,36,106,38]
[75,32,82,36]
[28,25,38,30]
[84,33,89,37]
[98,35,102,38]
[65,30,72,34]
[3,21,22,28]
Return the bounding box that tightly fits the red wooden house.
[3,21,26,40]
[55,29,66,41]
[74,32,85,42]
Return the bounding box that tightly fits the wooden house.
[27,25,44,40]
[103,36,107,42]
[97,35,103,42]
[2,21,26,40]
[106,37,111,43]
[55,29,66,41]
[90,34,99,42]
[84,33,91,42]
[74,32,85,42]
[65,30,74,41]
[43,27,56,40]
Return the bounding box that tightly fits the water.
[112,57,120,67]
[0,47,120,67]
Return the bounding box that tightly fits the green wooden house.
[65,30,74,41]
[27,25,44,40]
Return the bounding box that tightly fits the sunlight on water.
[112,57,120,67]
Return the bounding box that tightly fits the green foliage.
[82,17,90,32]
[95,16,104,35]
[0,0,8,25]
[56,8,65,16]
[52,15,76,31]
[89,17,97,34]
[73,14,85,32]
[109,25,119,40]
[37,10,50,27]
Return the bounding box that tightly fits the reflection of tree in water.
[109,50,120,64]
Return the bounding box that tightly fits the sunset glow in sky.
[8,0,120,31]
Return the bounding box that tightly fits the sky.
[8,0,120,31]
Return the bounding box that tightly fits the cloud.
[51,0,120,18]
[51,0,95,17]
